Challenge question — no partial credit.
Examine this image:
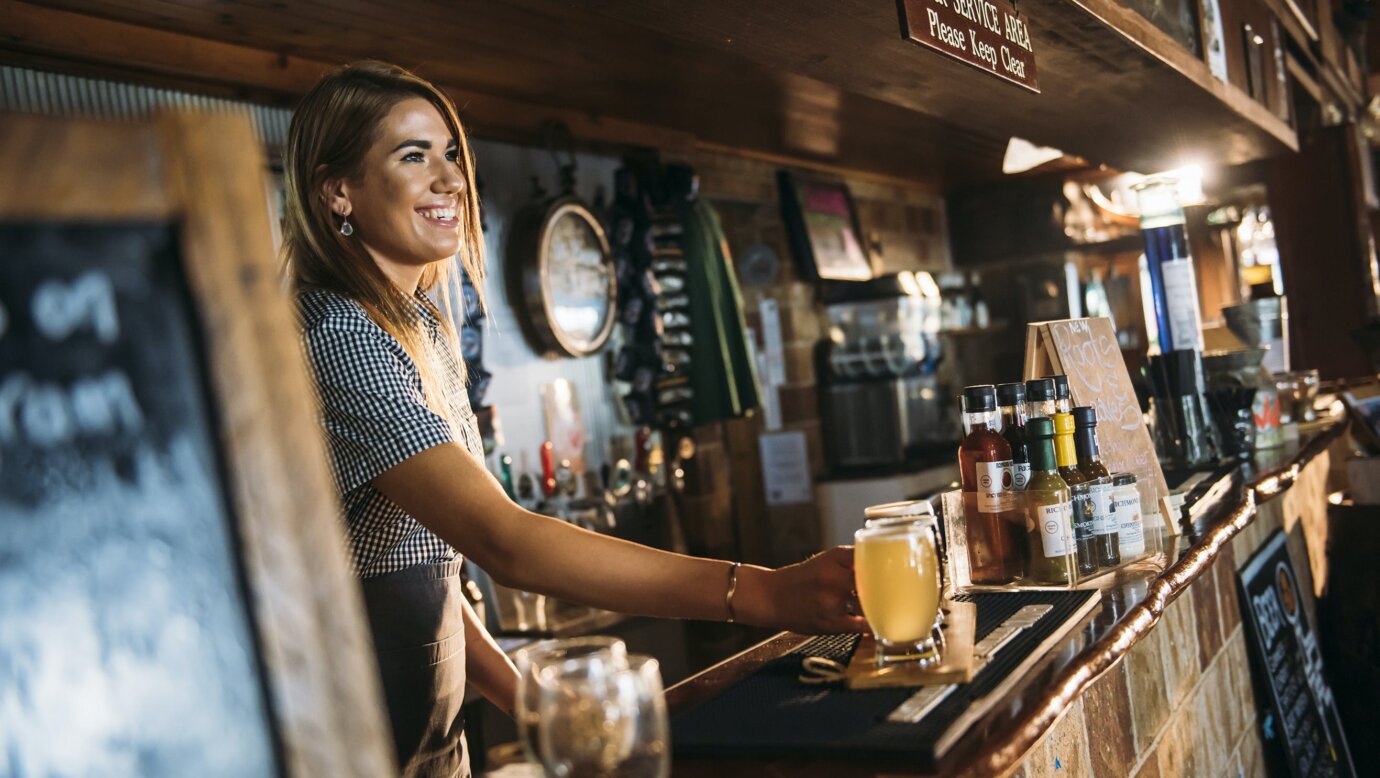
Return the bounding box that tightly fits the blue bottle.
[1133,177,1205,354]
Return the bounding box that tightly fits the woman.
[284,61,865,777]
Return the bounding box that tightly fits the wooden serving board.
[845,602,977,689]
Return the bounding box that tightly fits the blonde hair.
[282,60,485,417]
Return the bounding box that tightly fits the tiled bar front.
[1006,449,1330,778]
[667,424,1341,778]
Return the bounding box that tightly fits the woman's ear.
[318,166,352,218]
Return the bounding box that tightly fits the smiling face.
[325,97,466,291]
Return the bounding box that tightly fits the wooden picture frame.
[777,171,875,282]
[0,111,393,775]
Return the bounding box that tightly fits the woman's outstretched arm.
[373,442,866,635]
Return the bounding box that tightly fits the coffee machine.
[819,272,956,471]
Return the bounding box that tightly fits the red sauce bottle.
[958,385,1025,584]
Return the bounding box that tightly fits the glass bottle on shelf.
[971,272,991,329]
[1133,176,1206,354]
[958,385,1025,585]
[1026,377,1058,421]
[1053,412,1097,577]
[1073,406,1120,568]
[1052,374,1072,415]
[1023,417,1075,584]
[997,382,1030,492]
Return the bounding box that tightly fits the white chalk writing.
[0,371,145,446]
[32,271,120,343]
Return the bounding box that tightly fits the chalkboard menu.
[0,222,280,775]
[1025,317,1172,533]
[1239,530,1355,778]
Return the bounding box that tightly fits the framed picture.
[777,171,875,282]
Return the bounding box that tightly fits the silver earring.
[339,216,354,237]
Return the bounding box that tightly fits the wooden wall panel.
[1267,123,1376,379]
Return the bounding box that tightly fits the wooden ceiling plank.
[7,0,1300,185]
[0,2,971,183]
[573,0,1297,171]
[1,0,330,95]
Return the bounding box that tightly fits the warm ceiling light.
[1002,136,1066,174]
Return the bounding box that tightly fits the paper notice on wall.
[746,331,782,431]
[759,298,787,386]
[760,430,813,505]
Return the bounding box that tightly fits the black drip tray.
[671,589,1101,770]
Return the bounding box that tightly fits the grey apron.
[361,559,470,778]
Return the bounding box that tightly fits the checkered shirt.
[299,286,485,578]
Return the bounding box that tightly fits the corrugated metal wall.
[0,65,291,149]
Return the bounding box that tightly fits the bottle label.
[1089,482,1116,535]
[1114,492,1145,556]
[1070,486,1095,542]
[1161,259,1206,352]
[1012,462,1031,491]
[1039,501,1073,558]
[976,460,1017,513]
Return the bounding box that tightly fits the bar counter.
[666,418,1350,777]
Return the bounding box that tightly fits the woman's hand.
[736,547,870,635]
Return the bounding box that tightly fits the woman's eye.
[401,151,424,162]
[446,150,460,163]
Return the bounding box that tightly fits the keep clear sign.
[899,0,1040,92]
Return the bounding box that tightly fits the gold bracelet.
[725,562,742,623]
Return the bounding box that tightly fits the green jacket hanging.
[679,197,762,425]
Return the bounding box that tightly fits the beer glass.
[535,654,669,778]
[863,499,946,630]
[513,637,628,764]
[862,498,935,524]
[854,523,942,667]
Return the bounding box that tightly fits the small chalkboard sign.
[1239,530,1355,777]
[1024,317,1173,534]
[0,112,393,775]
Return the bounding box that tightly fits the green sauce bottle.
[1024,417,1075,584]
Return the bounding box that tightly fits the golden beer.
[854,524,941,664]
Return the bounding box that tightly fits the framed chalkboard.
[1239,530,1355,777]
[0,112,393,775]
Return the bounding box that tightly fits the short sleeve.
[303,322,456,494]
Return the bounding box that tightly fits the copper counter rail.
[952,419,1349,778]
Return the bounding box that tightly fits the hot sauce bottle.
[996,382,1031,492]
[1053,412,1097,577]
[1023,417,1075,584]
[959,385,1025,584]
[1073,406,1121,568]
[1052,374,1072,414]
[1026,377,1057,421]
